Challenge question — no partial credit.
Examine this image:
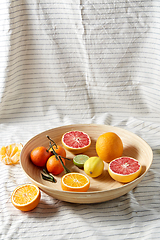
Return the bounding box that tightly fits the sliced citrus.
[96,132,123,163]
[0,143,23,165]
[84,156,104,178]
[61,172,90,192]
[73,154,89,168]
[108,157,142,183]
[11,184,41,211]
[62,130,91,154]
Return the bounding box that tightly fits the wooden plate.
[20,124,153,204]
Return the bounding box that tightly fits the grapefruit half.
[108,157,142,183]
[61,130,91,154]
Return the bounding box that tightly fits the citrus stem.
[46,135,57,149]
[47,143,56,152]
[46,135,71,160]
[47,142,71,161]
[49,142,71,174]
[59,155,71,174]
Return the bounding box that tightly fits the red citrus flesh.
[62,130,91,154]
[108,157,142,183]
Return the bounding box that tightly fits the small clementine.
[46,155,65,175]
[49,145,66,158]
[30,146,52,167]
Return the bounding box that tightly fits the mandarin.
[46,155,65,175]
[49,145,66,158]
[30,146,52,167]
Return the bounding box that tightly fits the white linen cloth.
[0,0,160,239]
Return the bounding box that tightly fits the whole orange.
[46,155,65,175]
[30,146,52,167]
[96,132,123,163]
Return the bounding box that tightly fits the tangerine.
[30,146,52,167]
[46,155,65,175]
[49,145,66,158]
[96,132,123,163]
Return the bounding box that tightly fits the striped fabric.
[0,1,160,239]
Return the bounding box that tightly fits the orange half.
[61,173,90,192]
[11,184,41,211]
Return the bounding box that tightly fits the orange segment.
[11,184,41,211]
[61,173,90,192]
[0,143,23,165]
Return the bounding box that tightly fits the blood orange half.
[108,157,142,183]
[61,130,91,154]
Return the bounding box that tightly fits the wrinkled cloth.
[0,1,160,239]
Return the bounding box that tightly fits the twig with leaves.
[46,135,71,174]
[41,168,57,183]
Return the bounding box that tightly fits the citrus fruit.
[11,184,41,211]
[46,155,65,175]
[96,132,123,163]
[108,157,142,183]
[0,143,23,165]
[61,172,90,192]
[84,156,104,178]
[49,145,66,158]
[30,146,52,167]
[61,130,91,154]
[73,154,89,168]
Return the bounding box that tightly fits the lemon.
[84,156,104,178]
